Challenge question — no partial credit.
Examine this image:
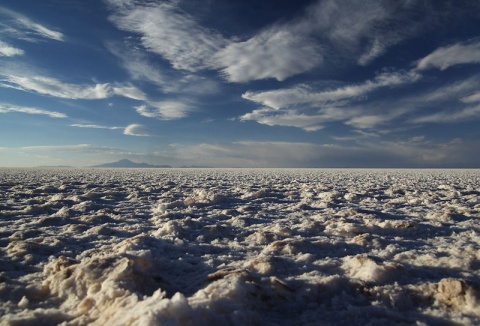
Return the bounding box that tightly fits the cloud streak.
[214,29,323,82]
[240,70,420,130]
[0,6,65,42]
[0,68,197,121]
[0,40,24,56]
[112,84,147,101]
[123,124,151,137]
[71,124,122,130]
[243,71,420,109]
[0,73,150,102]
[136,101,191,120]
[107,1,226,72]
[0,103,67,118]
[0,75,111,99]
[411,105,480,124]
[416,39,480,71]
[106,41,220,95]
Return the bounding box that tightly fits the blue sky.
[1,0,480,167]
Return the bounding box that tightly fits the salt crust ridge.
[0,168,479,325]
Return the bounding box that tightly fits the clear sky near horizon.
[1,0,480,168]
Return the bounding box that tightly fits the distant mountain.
[91,159,171,168]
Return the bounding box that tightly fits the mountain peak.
[91,159,171,168]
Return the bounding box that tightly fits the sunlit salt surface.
[1,168,479,325]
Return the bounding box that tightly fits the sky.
[1,0,480,168]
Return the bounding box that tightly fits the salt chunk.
[18,296,29,308]
[435,278,479,313]
[342,254,402,284]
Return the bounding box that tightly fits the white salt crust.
[0,168,479,325]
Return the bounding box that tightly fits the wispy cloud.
[107,1,226,72]
[0,67,198,121]
[112,84,147,100]
[0,73,151,102]
[240,70,420,130]
[0,75,112,99]
[214,29,322,82]
[462,92,480,104]
[105,0,414,83]
[0,40,24,56]
[0,103,67,118]
[416,39,480,71]
[107,41,220,95]
[71,124,123,130]
[397,75,480,125]
[408,76,480,104]
[411,105,480,124]
[0,6,65,42]
[300,0,395,66]
[106,41,168,87]
[135,101,191,120]
[241,107,334,132]
[243,71,420,109]
[123,123,151,137]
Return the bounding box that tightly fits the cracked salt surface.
[0,168,479,325]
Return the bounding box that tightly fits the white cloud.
[18,19,65,42]
[106,41,168,87]
[416,40,480,71]
[345,115,391,129]
[357,39,386,66]
[0,74,153,102]
[107,41,220,95]
[0,40,24,56]
[305,0,391,52]
[0,6,65,42]
[0,103,67,118]
[215,29,322,82]
[243,71,420,109]
[123,123,151,137]
[409,76,480,104]
[240,105,397,131]
[240,70,420,131]
[0,75,112,99]
[71,124,123,130]
[136,101,191,120]
[411,105,480,124]
[214,0,400,81]
[240,107,335,131]
[112,84,146,100]
[461,91,480,104]
[108,2,226,72]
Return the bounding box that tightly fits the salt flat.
[0,168,479,325]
